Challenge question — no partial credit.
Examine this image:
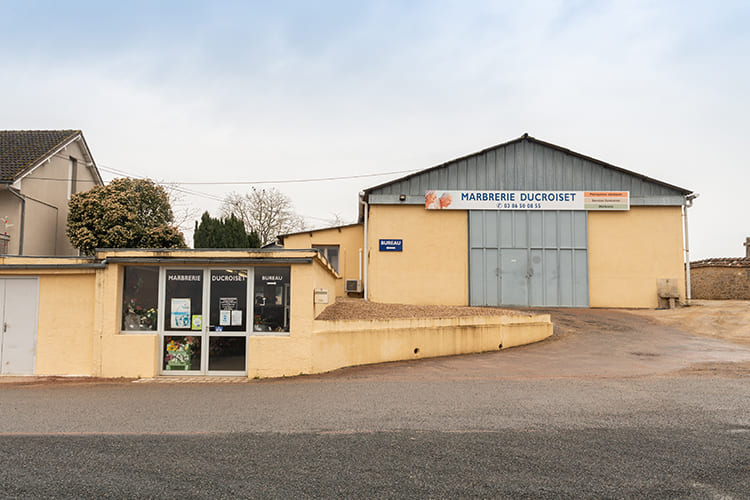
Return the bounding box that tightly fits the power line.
[170,169,418,185]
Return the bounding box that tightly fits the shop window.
[209,269,248,332]
[163,335,201,371]
[121,266,159,331]
[164,269,203,332]
[254,266,290,332]
[313,245,339,273]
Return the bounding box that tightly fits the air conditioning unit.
[345,279,362,293]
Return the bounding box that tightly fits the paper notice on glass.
[231,310,243,326]
[171,298,191,329]
[219,310,231,326]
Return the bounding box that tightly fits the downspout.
[359,193,369,301]
[683,193,699,305]
[5,185,26,255]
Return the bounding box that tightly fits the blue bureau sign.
[379,239,403,252]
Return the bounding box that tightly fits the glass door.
[206,269,250,375]
[162,269,204,373]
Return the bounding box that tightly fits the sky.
[1,0,748,259]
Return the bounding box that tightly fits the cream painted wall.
[8,139,100,256]
[588,206,686,308]
[367,204,468,305]
[0,194,21,254]
[35,272,96,376]
[281,224,364,297]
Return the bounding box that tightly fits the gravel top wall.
[316,298,525,321]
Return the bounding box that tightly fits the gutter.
[683,193,699,305]
[359,192,368,301]
[4,185,26,255]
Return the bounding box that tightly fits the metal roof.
[363,134,692,203]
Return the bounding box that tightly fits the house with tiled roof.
[0,130,103,255]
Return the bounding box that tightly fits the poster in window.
[171,298,191,329]
[231,310,243,326]
[219,310,231,326]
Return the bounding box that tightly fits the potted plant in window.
[124,299,157,330]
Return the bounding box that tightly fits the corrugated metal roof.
[364,134,692,201]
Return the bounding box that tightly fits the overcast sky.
[1,0,747,259]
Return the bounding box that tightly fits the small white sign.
[314,288,329,304]
[219,310,231,326]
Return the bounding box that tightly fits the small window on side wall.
[122,266,159,331]
[253,266,290,333]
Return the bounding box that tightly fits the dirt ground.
[319,297,750,346]
[624,299,750,345]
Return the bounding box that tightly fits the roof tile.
[1,130,80,182]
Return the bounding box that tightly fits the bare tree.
[221,187,305,245]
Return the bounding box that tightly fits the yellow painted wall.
[281,224,364,298]
[0,249,552,380]
[312,314,552,374]
[96,263,160,378]
[367,205,468,305]
[35,272,96,376]
[588,206,686,308]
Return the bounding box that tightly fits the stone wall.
[691,258,750,300]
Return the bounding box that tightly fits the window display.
[121,266,159,331]
[253,266,290,332]
[164,270,203,331]
[163,335,201,371]
[209,269,247,332]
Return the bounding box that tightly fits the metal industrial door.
[469,211,589,307]
[0,278,39,374]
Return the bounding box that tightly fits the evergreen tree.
[193,212,260,248]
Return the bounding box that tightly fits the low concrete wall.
[311,313,552,375]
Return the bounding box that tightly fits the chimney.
[745,237,750,258]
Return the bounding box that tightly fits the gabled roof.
[0,130,102,184]
[363,133,693,198]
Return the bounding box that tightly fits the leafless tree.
[221,187,305,246]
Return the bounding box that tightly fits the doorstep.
[134,376,252,384]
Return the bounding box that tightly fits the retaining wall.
[311,313,553,375]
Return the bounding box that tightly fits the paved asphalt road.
[1,309,749,498]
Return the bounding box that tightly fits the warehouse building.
[281,134,695,308]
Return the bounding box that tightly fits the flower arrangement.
[125,298,157,330]
[164,337,198,370]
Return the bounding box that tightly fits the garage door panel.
[558,249,574,306]
[469,211,484,248]
[543,212,558,247]
[529,212,543,248]
[469,211,588,307]
[573,212,588,247]
[484,249,499,305]
[574,250,589,305]
[499,212,513,248]
[501,249,528,306]
[529,249,544,305]
[544,249,559,306]
[470,248,486,305]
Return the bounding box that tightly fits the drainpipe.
[359,193,369,302]
[683,193,699,305]
[5,185,26,255]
